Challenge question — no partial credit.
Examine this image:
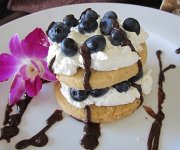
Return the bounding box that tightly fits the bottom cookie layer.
[55,83,142,123]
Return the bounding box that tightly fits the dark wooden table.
[0,0,162,26]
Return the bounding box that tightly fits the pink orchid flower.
[0,28,56,105]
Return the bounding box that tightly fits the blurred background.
[0,0,178,26]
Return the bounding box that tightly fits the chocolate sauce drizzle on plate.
[15,110,63,149]
[0,79,51,143]
[80,106,101,150]
[175,47,180,54]
[144,50,176,150]
[79,43,92,91]
[0,94,33,143]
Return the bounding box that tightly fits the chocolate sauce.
[48,55,56,73]
[15,110,63,149]
[175,47,180,54]
[131,82,144,105]
[144,50,176,150]
[112,20,120,29]
[121,38,143,82]
[80,43,92,91]
[0,94,32,142]
[80,106,101,150]
[3,104,13,126]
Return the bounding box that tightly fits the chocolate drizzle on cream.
[79,43,92,91]
[120,30,144,104]
[78,27,143,92]
[80,106,101,150]
[131,82,144,105]
[15,110,63,149]
[0,94,32,142]
[121,35,143,82]
[144,50,176,150]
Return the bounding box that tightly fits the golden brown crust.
[55,83,141,123]
[57,43,147,90]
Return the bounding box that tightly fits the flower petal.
[31,60,40,73]
[21,28,50,59]
[9,74,25,105]
[9,34,24,58]
[41,60,56,81]
[20,61,40,80]
[25,76,42,96]
[19,65,29,80]
[0,53,19,82]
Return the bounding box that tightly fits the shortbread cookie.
[57,43,147,90]
[55,83,141,123]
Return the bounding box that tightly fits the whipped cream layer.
[60,71,153,108]
[47,19,148,76]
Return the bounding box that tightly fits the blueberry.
[61,38,78,57]
[110,29,127,46]
[63,14,78,28]
[80,8,98,21]
[47,22,70,43]
[90,88,109,97]
[100,18,119,35]
[70,88,89,102]
[113,81,131,93]
[122,18,140,35]
[78,18,98,34]
[85,35,106,53]
[46,21,55,35]
[103,11,117,20]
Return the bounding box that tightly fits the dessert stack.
[46,8,153,123]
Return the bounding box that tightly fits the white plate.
[0,3,180,150]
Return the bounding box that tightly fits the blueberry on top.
[70,88,89,102]
[80,8,99,21]
[85,35,106,53]
[113,81,131,93]
[63,14,78,28]
[46,21,56,35]
[100,18,119,35]
[103,11,118,20]
[61,38,78,57]
[90,88,109,97]
[110,28,127,46]
[122,18,140,35]
[47,22,70,43]
[78,18,98,34]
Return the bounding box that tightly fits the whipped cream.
[136,70,153,94]
[60,71,153,108]
[47,18,148,76]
